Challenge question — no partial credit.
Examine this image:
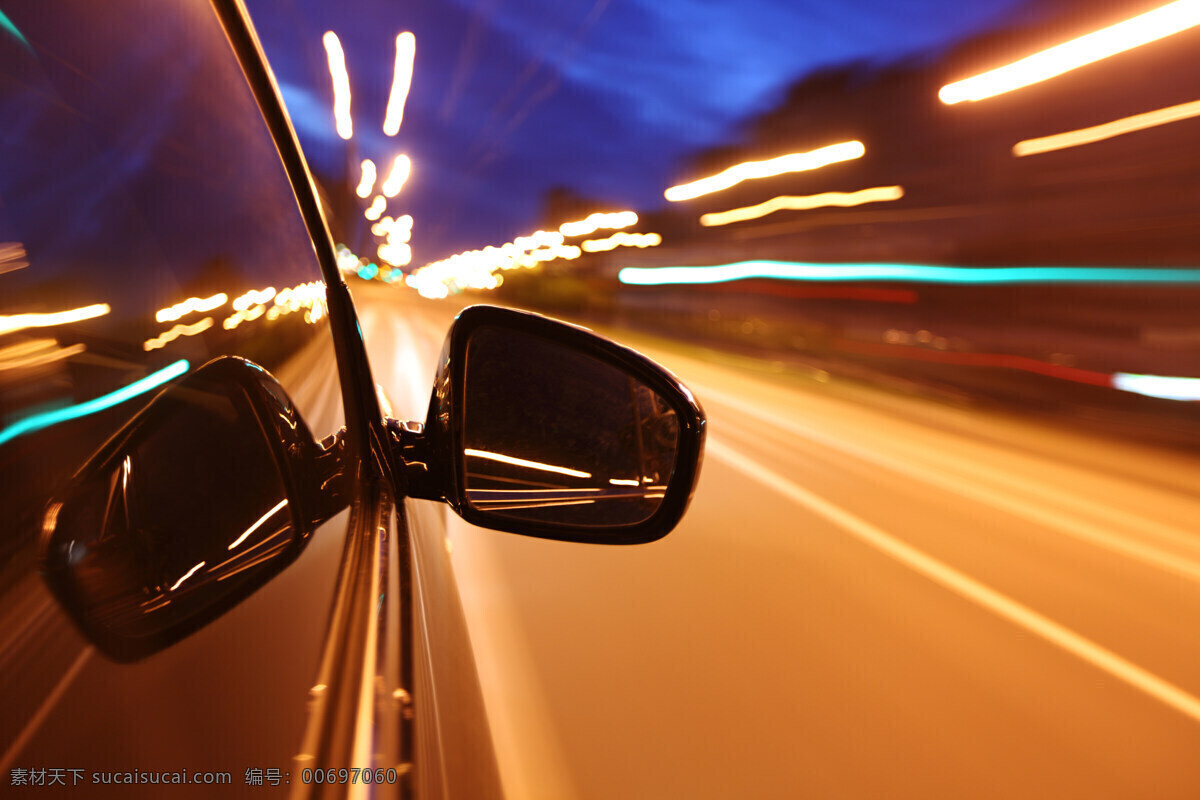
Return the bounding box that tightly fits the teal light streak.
[0,9,31,49]
[0,359,190,447]
[618,261,1200,286]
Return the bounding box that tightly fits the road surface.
[5,284,1200,798]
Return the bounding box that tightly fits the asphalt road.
[357,286,1200,799]
[5,284,1200,798]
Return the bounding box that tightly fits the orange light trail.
[939,0,1200,104]
[665,141,865,202]
[1013,98,1200,156]
[700,186,904,226]
[0,303,111,335]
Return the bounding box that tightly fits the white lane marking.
[708,438,1200,725]
[694,381,1200,584]
[0,646,94,771]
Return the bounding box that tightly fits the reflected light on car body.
[939,0,1200,104]
[156,293,226,323]
[0,302,111,335]
[0,359,190,447]
[144,317,214,350]
[664,141,865,202]
[464,448,593,479]
[700,186,904,226]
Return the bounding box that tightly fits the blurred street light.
[0,302,110,335]
[355,159,377,198]
[383,32,416,136]
[381,155,412,197]
[939,0,1200,104]
[1013,98,1200,156]
[322,31,354,140]
[664,141,865,202]
[700,186,904,226]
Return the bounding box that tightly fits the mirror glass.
[43,377,298,658]
[462,325,679,528]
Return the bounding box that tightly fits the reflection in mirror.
[462,325,679,529]
[42,369,302,660]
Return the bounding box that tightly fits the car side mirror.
[415,306,705,544]
[39,356,347,662]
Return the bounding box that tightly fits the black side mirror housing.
[39,356,347,662]
[418,305,705,545]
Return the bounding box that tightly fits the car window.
[0,0,345,782]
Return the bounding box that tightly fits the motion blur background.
[4,0,1200,796]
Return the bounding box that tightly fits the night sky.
[244,0,1031,263]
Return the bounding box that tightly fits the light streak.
[155,293,226,323]
[355,159,377,198]
[169,561,206,592]
[939,0,1200,104]
[322,31,353,139]
[222,305,266,330]
[228,499,289,550]
[143,317,214,350]
[609,478,640,486]
[664,141,865,202]
[618,261,1200,286]
[232,287,277,311]
[700,186,904,226]
[1112,372,1200,400]
[1013,98,1200,156]
[381,154,411,197]
[464,448,592,479]
[365,195,386,221]
[383,32,416,136]
[0,342,86,372]
[0,359,190,447]
[1,242,28,275]
[0,303,110,335]
[559,211,638,237]
[580,232,662,252]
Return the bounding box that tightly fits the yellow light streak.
[580,232,662,252]
[381,155,412,197]
[169,561,206,592]
[355,159,377,198]
[365,195,386,221]
[228,499,289,550]
[608,478,640,486]
[322,31,354,140]
[232,287,277,311]
[1013,98,1200,156]
[0,342,86,372]
[155,293,226,323]
[559,210,638,237]
[383,32,416,136]
[700,185,904,226]
[665,141,865,202]
[0,303,111,335]
[222,304,266,331]
[939,0,1200,104]
[143,317,213,350]
[464,448,592,479]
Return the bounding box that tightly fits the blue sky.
[246,0,1030,262]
